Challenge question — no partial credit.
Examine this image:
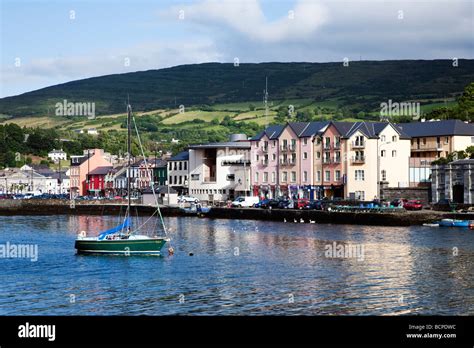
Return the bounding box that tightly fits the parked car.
[178,195,199,203]
[278,199,294,209]
[231,196,259,208]
[255,198,280,209]
[304,200,324,210]
[296,198,310,209]
[404,200,423,210]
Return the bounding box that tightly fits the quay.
[0,200,472,226]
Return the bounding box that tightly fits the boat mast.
[127,102,132,223]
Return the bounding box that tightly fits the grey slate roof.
[396,120,474,137]
[249,125,285,140]
[87,166,113,175]
[169,151,189,161]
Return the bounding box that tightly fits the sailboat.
[74,103,170,255]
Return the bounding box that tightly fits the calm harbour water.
[0,215,473,315]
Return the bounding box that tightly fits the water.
[0,215,473,315]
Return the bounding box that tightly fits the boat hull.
[75,238,167,255]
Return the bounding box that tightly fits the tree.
[249,104,256,111]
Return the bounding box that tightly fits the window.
[291,139,296,150]
[422,138,426,145]
[263,172,268,182]
[303,171,308,182]
[325,137,331,148]
[303,138,308,145]
[303,152,308,160]
[282,172,288,182]
[335,170,341,181]
[271,172,276,183]
[272,153,276,161]
[273,140,276,147]
[381,150,386,157]
[179,162,182,171]
[325,170,330,181]
[335,136,341,148]
[381,135,386,142]
[291,171,296,182]
[355,191,365,200]
[169,175,172,183]
[392,135,397,142]
[316,137,321,145]
[174,176,177,184]
[191,174,200,180]
[335,151,341,162]
[184,162,187,170]
[168,163,172,170]
[317,171,321,182]
[174,162,177,170]
[255,172,259,183]
[317,151,321,159]
[179,176,182,185]
[254,142,258,148]
[256,154,259,161]
[355,170,365,181]
[227,174,235,181]
[381,170,386,181]
[392,150,397,157]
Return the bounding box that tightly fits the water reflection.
[0,215,473,315]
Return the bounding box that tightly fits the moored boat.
[436,219,471,228]
[74,103,170,255]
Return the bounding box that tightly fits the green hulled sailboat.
[74,103,170,255]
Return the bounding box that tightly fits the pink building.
[69,149,113,197]
[314,122,347,198]
[250,125,284,198]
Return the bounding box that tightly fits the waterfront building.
[47,149,67,163]
[69,149,113,197]
[85,166,113,196]
[249,125,284,198]
[0,166,68,194]
[397,119,474,186]
[167,151,188,195]
[188,135,250,202]
[250,121,411,201]
[152,158,168,187]
[431,159,474,204]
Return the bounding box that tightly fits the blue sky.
[1,0,473,97]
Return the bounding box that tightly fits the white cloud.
[160,0,329,43]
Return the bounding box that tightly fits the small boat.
[423,223,439,227]
[181,203,211,216]
[75,103,170,255]
[436,219,470,228]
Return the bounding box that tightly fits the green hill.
[1,60,473,118]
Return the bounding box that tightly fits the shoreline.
[0,200,471,226]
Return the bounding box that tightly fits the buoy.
[293,218,297,223]
[168,247,174,255]
[284,218,287,223]
[189,252,194,256]
[300,218,304,223]
[309,220,315,224]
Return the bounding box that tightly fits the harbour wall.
[0,200,470,226]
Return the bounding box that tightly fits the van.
[231,196,259,208]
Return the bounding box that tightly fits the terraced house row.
[249,120,474,201]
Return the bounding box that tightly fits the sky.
[1,0,473,97]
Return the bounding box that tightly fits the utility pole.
[264,76,268,127]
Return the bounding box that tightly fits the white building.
[48,149,67,163]
[0,166,69,194]
[188,138,251,202]
[168,151,189,195]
